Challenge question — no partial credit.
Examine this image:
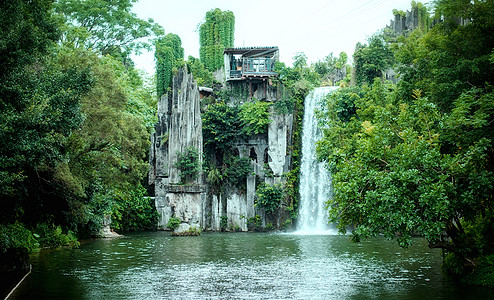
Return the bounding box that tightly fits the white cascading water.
[297,87,338,234]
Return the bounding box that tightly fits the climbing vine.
[155,33,184,97]
[202,101,242,155]
[175,146,201,184]
[199,9,235,72]
[240,100,272,136]
[255,183,284,215]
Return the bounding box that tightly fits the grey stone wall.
[150,68,205,229]
[150,70,293,231]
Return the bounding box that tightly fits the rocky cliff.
[149,68,205,230]
[150,70,293,231]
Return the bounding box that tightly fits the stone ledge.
[165,184,206,193]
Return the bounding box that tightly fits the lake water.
[10,231,493,299]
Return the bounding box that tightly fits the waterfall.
[297,87,337,233]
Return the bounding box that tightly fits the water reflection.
[11,232,494,299]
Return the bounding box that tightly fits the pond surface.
[11,231,494,299]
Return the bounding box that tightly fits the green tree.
[318,0,494,285]
[0,0,93,227]
[255,183,284,215]
[175,146,201,184]
[202,101,242,155]
[395,0,493,112]
[57,48,153,233]
[0,0,159,257]
[199,8,235,72]
[54,0,164,56]
[313,52,350,86]
[292,52,308,69]
[353,34,393,86]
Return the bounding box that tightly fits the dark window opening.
[249,147,258,163]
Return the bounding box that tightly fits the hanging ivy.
[155,33,184,97]
[199,9,235,72]
[175,146,201,184]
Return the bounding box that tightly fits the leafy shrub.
[220,216,228,231]
[255,183,284,214]
[0,223,39,254]
[202,101,242,154]
[240,100,272,135]
[111,185,159,232]
[34,223,79,248]
[175,146,200,184]
[463,256,494,288]
[186,56,215,87]
[265,223,275,230]
[171,226,201,236]
[247,215,262,231]
[167,216,181,230]
[225,155,252,187]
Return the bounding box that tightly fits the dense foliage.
[353,34,394,86]
[186,56,215,87]
[317,0,494,286]
[239,101,272,136]
[202,101,242,155]
[255,183,284,215]
[53,0,164,56]
[111,186,158,231]
[166,216,181,230]
[199,8,235,72]
[0,0,160,258]
[175,146,201,184]
[155,33,184,97]
[313,52,351,86]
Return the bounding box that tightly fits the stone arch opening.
[264,148,271,164]
[249,147,257,163]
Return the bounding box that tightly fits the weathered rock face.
[149,68,205,229]
[150,70,293,231]
[387,8,420,36]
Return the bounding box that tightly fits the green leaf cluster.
[167,216,181,230]
[0,223,39,254]
[239,101,272,136]
[34,223,79,248]
[53,0,165,56]
[202,101,242,154]
[255,183,284,215]
[199,8,235,72]
[111,186,158,232]
[313,52,351,86]
[205,153,252,194]
[186,56,215,87]
[175,146,201,184]
[155,33,184,97]
[353,34,394,86]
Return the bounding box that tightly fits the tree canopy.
[54,0,164,56]
[1,0,159,258]
[317,0,494,285]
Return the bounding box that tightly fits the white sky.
[131,0,425,75]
